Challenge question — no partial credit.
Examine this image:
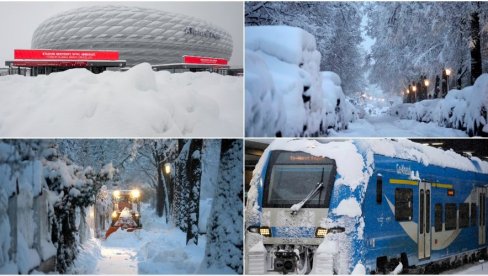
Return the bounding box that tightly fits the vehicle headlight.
[259,226,271,237]
[113,190,120,198]
[315,227,328,238]
[111,211,118,218]
[131,189,140,199]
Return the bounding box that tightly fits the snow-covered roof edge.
[254,139,488,175]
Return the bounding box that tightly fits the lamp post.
[445,68,451,93]
[412,85,417,102]
[424,78,430,99]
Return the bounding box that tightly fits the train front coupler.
[274,250,298,274]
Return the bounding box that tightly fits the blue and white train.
[245,139,488,274]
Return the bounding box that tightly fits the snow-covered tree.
[200,139,243,274]
[367,2,488,96]
[185,140,202,245]
[245,2,365,95]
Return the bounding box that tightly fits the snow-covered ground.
[0,63,243,137]
[69,204,207,274]
[442,260,488,274]
[329,114,468,137]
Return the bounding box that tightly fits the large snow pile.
[389,74,488,136]
[246,25,355,137]
[321,71,357,130]
[0,63,243,137]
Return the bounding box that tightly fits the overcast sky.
[0,1,243,67]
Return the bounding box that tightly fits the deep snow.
[69,204,211,274]
[0,63,243,137]
[329,114,468,137]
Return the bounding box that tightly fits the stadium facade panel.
[31,5,233,66]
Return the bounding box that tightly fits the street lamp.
[412,85,417,102]
[445,68,451,93]
[164,163,171,175]
[424,79,430,87]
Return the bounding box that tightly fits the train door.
[418,182,431,259]
[479,188,486,245]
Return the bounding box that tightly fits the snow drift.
[245,25,355,137]
[389,74,488,136]
[0,63,243,137]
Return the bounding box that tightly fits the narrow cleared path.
[95,246,138,274]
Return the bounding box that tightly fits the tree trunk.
[186,139,203,245]
[156,160,164,217]
[470,11,482,84]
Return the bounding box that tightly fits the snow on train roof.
[255,139,488,179]
[355,139,488,174]
[254,139,370,191]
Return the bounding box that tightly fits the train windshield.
[264,151,336,208]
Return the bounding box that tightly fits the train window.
[263,151,337,209]
[445,203,457,230]
[435,203,442,232]
[395,188,413,221]
[471,203,477,226]
[376,175,382,204]
[459,203,469,228]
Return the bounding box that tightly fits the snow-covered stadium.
[31,5,233,66]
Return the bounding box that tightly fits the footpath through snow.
[69,206,206,274]
[329,114,468,137]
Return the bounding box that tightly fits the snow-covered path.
[329,114,468,137]
[69,206,206,274]
[94,246,138,274]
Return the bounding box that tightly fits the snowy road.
[329,114,468,137]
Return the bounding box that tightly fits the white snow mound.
[0,63,243,137]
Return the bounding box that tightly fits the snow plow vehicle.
[105,189,142,238]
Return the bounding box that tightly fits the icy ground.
[329,114,468,137]
[69,205,207,274]
[0,63,243,137]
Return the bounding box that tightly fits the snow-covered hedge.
[0,141,114,273]
[390,74,488,136]
[245,25,356,137]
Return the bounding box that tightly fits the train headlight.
[131,189,140,199]
[259,226,271,237]
[111,211,118,218]
[113,190,121,198]
[315,227,328,238]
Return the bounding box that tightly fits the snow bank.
[321,71,357,130]
[246,25,354,137]
[390,74,488,136]
[0,63,243,137]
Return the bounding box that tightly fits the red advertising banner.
[14,49,119,61]
[13,61,89,67]
[183,55,228,65]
